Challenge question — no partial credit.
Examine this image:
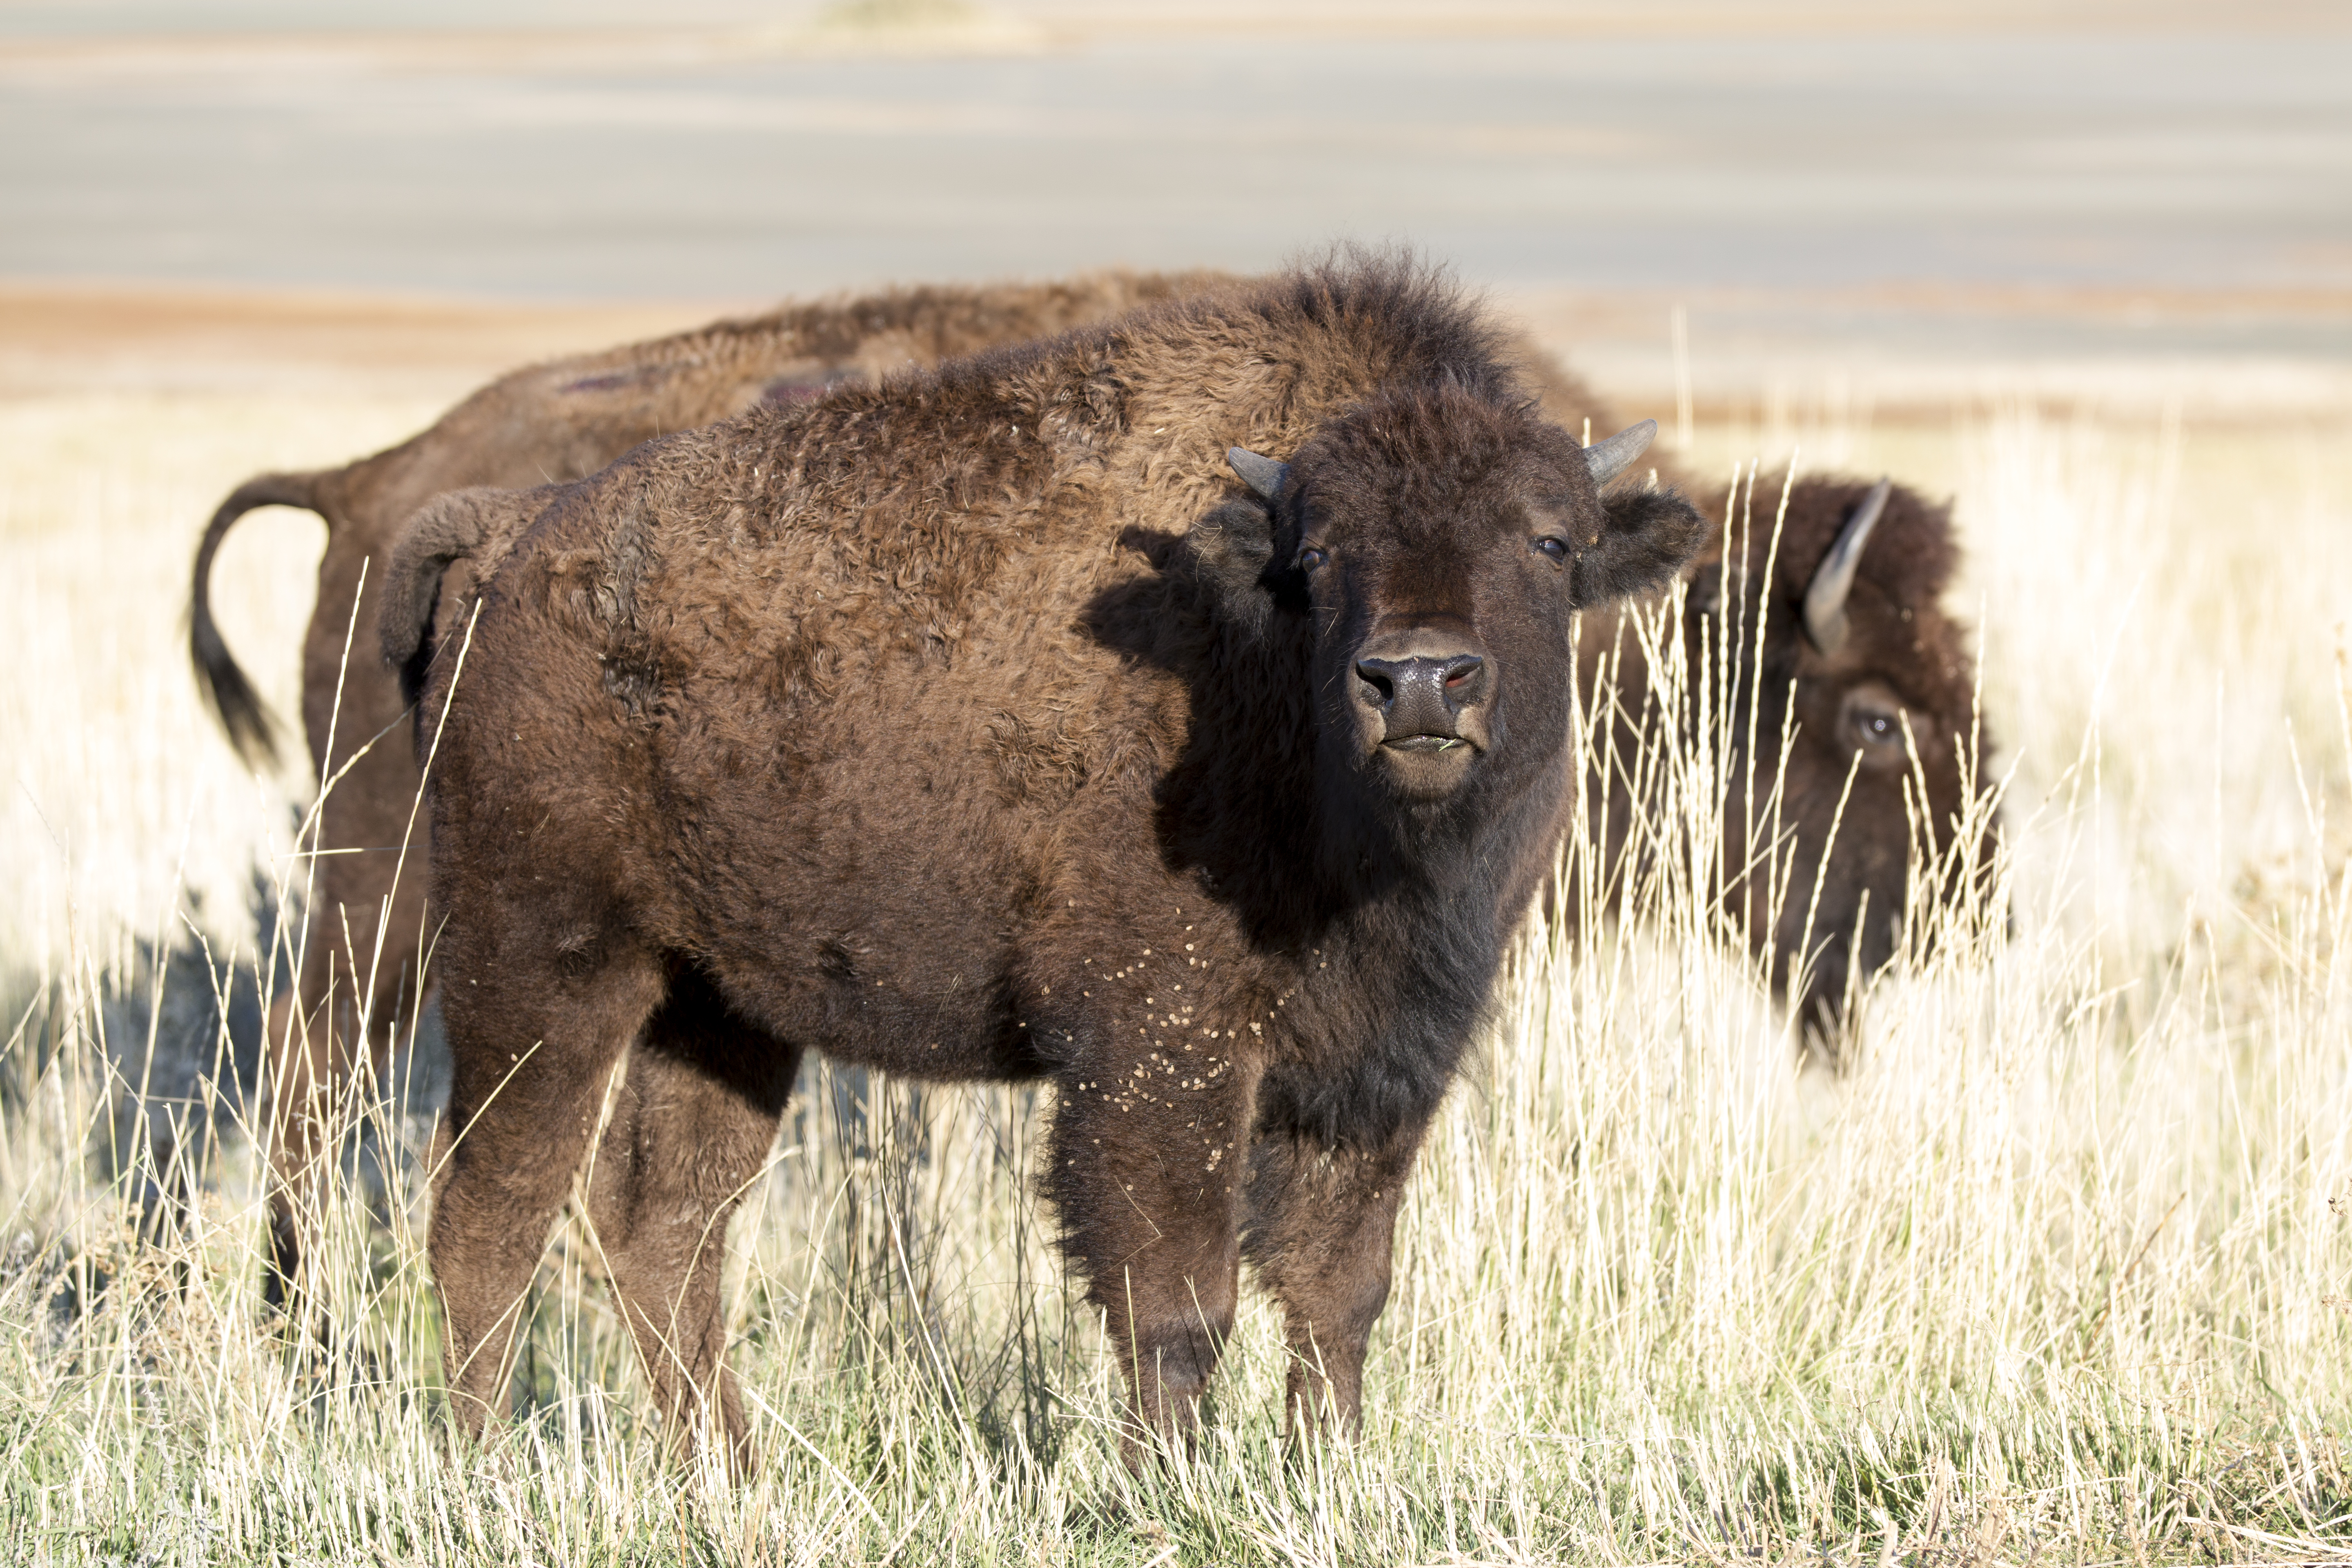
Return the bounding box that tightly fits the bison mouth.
[1370,726,1483,802]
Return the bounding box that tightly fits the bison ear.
[1569,486,1710,609]
[1183,496,1285,639]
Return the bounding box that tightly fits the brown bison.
[1566,474,1997,1038]
[190,266,1992,1304]
[188,270,1218,1303]
[379,257,1709,1464]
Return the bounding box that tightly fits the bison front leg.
[1241,1111,1432,1441]
[1050,1058,1259,1465]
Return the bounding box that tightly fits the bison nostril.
[1355,661,1396,706]
[1441,654,1483,692]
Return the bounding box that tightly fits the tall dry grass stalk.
[1,384,2347,1564]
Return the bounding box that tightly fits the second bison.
[383,257,1706,1465]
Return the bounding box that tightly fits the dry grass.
[1,357,2348,1564]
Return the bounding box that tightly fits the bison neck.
[1160,655,1564,1149]
[1250,854,1512,1149]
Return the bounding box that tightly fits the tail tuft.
[189,472,323,767]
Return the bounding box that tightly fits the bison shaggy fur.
[186,270,1216,1304]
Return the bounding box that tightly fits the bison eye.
[1838,681,1911,766]
[1532,537,1569,565]
[1854,707,1903,749]
[1296,545,1328,572]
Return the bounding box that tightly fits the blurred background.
[4,0,2348,407]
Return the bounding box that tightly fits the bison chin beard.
[1314,711,1525,882]
[1319,693,1483,821]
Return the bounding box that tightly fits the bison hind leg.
[582,966,800,1475]
[428,934,666,1447]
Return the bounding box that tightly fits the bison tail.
[189,471,325,768]
[381,487,537,710]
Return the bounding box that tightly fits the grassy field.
[1,332,2349,1564]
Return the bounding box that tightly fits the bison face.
[1231,387,1705,821]
[1766,656,1983,1029]
[1707,478,1999,1033]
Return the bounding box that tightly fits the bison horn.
[1581,419,1657,485]
[1227,446,1290,501]
[1802,477,1894,655]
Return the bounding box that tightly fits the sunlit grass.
[1,379,2347,1564]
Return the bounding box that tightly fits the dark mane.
[1251,247,1518,398]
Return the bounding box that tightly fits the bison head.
[1224,385,1706,842]
[1702,477,2000,1036]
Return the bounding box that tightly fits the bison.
[378,256,1710,1464]
[190,267,1994,1304]
[188,270,1217,1303]
[1566,474,1998,1041]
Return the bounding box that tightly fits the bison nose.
[1354,651,1488,743]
